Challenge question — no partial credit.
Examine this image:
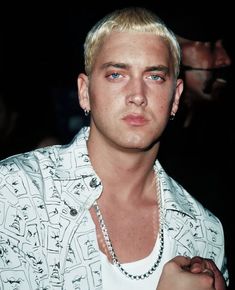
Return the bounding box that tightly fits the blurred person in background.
[157,7,234,289]
[158,6,233,194]
[175,16,231,128]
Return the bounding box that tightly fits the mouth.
[213,78,228,89]
[122,114,148,126]
[204,76,228,95]
[208,78,229,99]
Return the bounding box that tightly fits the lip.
[122,114,148,126]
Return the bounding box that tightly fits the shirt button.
[70,208,78,216]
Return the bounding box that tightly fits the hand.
[189,256,227,290]
[156,256,226,290]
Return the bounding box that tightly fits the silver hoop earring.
[84,109,90,116]
[169,113,175,121]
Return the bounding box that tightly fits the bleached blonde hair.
[83,7,181,78]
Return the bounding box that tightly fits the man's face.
[180,39,231,105]
[78,31,183,152]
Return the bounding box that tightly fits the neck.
[87,133,159,201]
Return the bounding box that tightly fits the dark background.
[2,1,234,288]
[3,1,234,140]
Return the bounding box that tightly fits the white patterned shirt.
[0,126,228,289]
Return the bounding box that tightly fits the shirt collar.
[55,126,102,209]
[55,126,196,217]
[155,160,196,220]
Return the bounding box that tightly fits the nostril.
[127,93,147,106]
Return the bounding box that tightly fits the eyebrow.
[145,65,169,74]
[101,62,128,70]
[101,62,169,74]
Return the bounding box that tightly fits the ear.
[171,78,184,115]
[77,73,90,111]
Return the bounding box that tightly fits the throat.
[90,168,164,280]
[91,202,159,263]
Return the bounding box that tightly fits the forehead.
[96,31,172,65]
[182,40,216,50]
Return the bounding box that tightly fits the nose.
[126,78,147,107]
[214,40,232,68]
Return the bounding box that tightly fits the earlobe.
[77,73,90,111]
[171,79,184,115]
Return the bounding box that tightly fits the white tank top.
[100,230,172,290]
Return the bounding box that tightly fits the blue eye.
[150,75,162,81]
[110,72,121,79]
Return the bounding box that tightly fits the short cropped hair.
[83,7,181,78]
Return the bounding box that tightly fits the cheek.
[200,57,213,68]
[185,72,204,86]
[183,49,199,66]
[90,93,118,118]
[183,47,212,68]
[89,85,106,109]
[149,99,172,120]
[89,81,117,106]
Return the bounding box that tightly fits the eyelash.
[148,74,165,81]
[107,72,165,82]
[109,72,122,79]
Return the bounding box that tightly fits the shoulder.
[157,161,221,222]
[157,160,227,276]
[0,145,66,205]
[0,144,62,176]
[165,172,223,228]
[161,167,225,263]
[157,161,224,247]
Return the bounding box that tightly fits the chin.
[122,135,158,151]
[123,139,148,149]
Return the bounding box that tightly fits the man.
[157,7,233,199]
[157,7,232,128]
[177,28,231,128]
[178,37,231,126]
[0,7,228,289]
[157,9,234,289]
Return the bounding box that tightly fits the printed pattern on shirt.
[0,127,228,289]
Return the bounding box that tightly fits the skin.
[177,37,231,127]
[78,31,182,263]
[157,256,227,290]
[78,32,182,153]
[179,38,231,104]
[190,256,227,290]
[77,30,225,289]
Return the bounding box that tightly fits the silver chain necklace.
[93,171,164,280]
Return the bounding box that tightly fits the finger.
[190,262,203,274]
[191,258,226,290]
[202,268,215,278]
[203,258,227,289]
[203,259,220,274]
[171,255,191,269]
[190,256,204,273]
[201,258,221,278]
[190,256,203,264]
